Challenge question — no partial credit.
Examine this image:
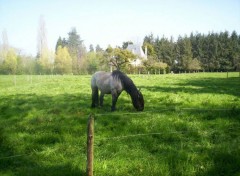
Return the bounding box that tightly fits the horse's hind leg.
[91,87,99,108]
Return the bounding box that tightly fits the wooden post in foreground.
[87,114,94,176]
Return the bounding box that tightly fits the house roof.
[126,44,147,59]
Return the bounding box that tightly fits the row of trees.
[0,27,136,75]
[0,17,239,75]
[143,31,240,72]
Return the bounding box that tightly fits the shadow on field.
[141,77,240,119]
[142,77,240,97]
[0,91,144,175]
[93,108,240,175]
[202,146,240,176]
[0,93,90,175]
[0,93,92,119]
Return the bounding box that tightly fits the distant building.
[126,44,147,66]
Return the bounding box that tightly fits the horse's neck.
[112,71,137,96]
[123,81,138,96]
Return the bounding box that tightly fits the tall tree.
[16,54,37,74]
[2,49,17,74]
[95,44,103,52]
[55,37,68,53]
[37,16,52,74]
[89,44,94,52]
[67,27,85,74]
[175,36,193,71]
[37,16,48,58]
[109,48,135,71]
[143,42,155,58]
[218,31,232,71]
[54,46,72,74]
[230,31,240,71]
[85,51,99,74]
[122,41,133,49]
[2,29,9,52]
[143,33,156,59]
[154,36,174,66]
[0,29,9,63]
[143,33,155,45]
[182,37,193,71]
[55,37,63,53]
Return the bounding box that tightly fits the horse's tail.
[91,75,99,107]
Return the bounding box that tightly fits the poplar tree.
[37,16,52,74]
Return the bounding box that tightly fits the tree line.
[143,31,240,73]
[0,24,239,75]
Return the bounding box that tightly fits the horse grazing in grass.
[91,70,144,111]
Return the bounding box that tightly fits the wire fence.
[0,154,27,160]
[92,107,240,143]
[91,106,240,144]
[95,132,182,142]
[1,107,239,161]
[94,106,239,117]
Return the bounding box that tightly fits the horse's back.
[91,71,112,94]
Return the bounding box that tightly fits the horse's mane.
[112,70,137,94]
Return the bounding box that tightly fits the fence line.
[94,126,240,142]
[94,107,239,117]
[1,107,238,159]
[0,154,28,160]
[95,108,172,116]
[95,132,182,141]
[1,125,239,160]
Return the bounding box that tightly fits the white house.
[126,44,147,67]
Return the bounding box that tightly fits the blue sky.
[0,0,240,55]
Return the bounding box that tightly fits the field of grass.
[0,72,240,176]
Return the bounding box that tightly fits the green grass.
[0,72,240,176]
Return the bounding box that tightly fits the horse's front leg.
[100,92,104,107]
[111,90,120,111]
[91,87,99,108]
[111,94,118,111]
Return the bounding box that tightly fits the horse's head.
[132,89,144,111]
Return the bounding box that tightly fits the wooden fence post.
[87,114,94,176]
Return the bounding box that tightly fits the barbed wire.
[1,107,239,160]
[95,132,181,141]
[94,107,239,117]
[94,126,240,142]
[0,154,28,160]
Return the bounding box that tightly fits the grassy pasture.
[0,72,240,176]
